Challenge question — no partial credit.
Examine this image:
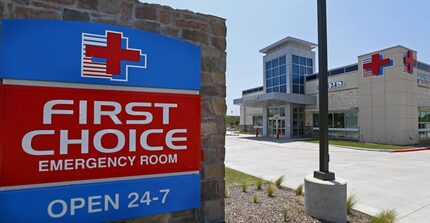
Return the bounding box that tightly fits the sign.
[0,84,200,188]
[403,50,417,74]
[362,53,393,77]
[0,20,200,90]
[318,81,344,90]
[329,80,344,89]
[0,175,199,223]
[0,19,201,222]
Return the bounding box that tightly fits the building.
[234,36,430,145]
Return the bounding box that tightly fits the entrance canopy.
[234,92,316,107]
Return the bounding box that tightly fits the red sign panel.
[0,84,201,187]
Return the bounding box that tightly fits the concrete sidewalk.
[225,136,430,223]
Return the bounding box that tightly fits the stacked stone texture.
[1,0,227,222]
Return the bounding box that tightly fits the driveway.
[225,136,430,223]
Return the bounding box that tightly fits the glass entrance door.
[268,118,286,137]
[267,106,286,137]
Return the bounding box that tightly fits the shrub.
[252,193,259,203]
[275,175,285,188]
[347,194,358,214]
[225,187,230,198]
[283,204,290,222]
[241,182,248,193]
[371,209,397,223]
[267,184,276,197]
[256,178,264,190]
[295,183,304,196]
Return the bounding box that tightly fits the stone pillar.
[2,0,227,222]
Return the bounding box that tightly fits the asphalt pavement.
[225,136,430,223]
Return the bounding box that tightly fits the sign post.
[304,2,347,222]
[0,19,201,223]
[314,0,335,181]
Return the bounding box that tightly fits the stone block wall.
[1,0,227,222]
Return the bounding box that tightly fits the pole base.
[305,174,347,223]
[313,171,335,181]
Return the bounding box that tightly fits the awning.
[233,92,316,107]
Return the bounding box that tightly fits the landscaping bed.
[225,167,371,223]
[225,184,370,223]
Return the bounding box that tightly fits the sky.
[144,0,430,115]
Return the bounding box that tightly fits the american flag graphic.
[81,33,110,78]
[81,31,146,82]
[362,57,373,78]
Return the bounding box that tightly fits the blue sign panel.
[0,19,200,90]
[0,174,200,223]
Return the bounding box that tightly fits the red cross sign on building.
[403,50,417,74]
[363,53,393,77]
[82,31,147,82]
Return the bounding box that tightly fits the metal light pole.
[314,0,335,181]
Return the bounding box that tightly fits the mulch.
[225,185,370,223]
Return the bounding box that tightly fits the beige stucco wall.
[358,46,418,145]
[305,71,359,126]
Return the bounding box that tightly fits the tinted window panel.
[266,78,272,87]
[280,85,286,93]
[299,76,304,84]
[307,58,313,67]
[280,75,286,84]
[293,84,299,93]
[299,57,306,65]
[280,56,286,65]
[292,74,299,84]
[273,67,279,77]
[266,88,272,93]
[273,86,279,92]
[300,85,305,94]
[272,58,279,67]
[300,66,305,75]
[265,71,271,78]
[292,65,299,74]
[307,67,313,75]
[266,61,271,70]
[280,65,286,74]
[292,55,299,64]
[345,64,358,72]
[273,77,280,85]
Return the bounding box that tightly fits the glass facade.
[313,111,358,139]
[418,112,430,140]
[292,105,304,136]
[267,107,286,136]
[292,55,313,94]
[265,56,287,93]
[253,116,263,126]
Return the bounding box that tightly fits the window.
[312,111,359,140]
[313,113,319,127]
[266,56,287,93]
[334,113,345,128]
[268,107,285,118]
[253,116,263,126]
[345,112,358,128]
[418,111,430,140]
[293,105,305,136]
[292,55,313,94]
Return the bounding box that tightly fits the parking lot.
[225,136,430,223]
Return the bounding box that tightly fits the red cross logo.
[85,32,141,75]
[403,50,417,74]
[363,53,393,76]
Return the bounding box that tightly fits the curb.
[390,148,430,153]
